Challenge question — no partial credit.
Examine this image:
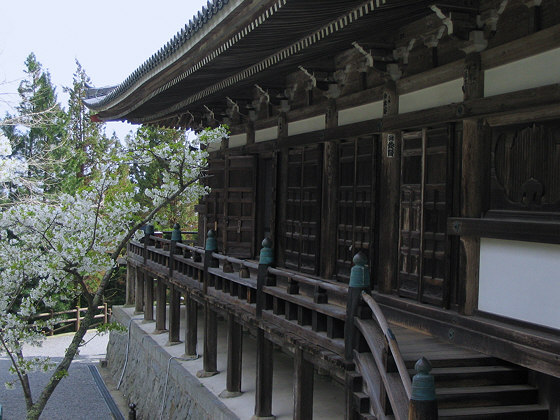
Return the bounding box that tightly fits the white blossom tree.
[0,126,225,419]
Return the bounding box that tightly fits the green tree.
[58,60,118,193]
[3,53,67,190]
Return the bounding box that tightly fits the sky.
[0,0,209,140]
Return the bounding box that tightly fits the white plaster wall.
[288,115,325,136]
[207,141,221,152]
[484,47,560,97]
[338,101,383,126]
[399,79,463,114]
[479,238,560,330]
[255,126,277,143]
[228,133,247,148]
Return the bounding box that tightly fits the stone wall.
[106,307,238,420]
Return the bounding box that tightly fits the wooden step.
[417,365,528,387]
[438,404,549,420]
[436,384,539,408]
[403,354,505,369]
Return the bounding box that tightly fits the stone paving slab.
[0,332,118,420]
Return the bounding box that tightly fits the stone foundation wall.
[106,307,238,420]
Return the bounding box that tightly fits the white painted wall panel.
[255,126,277,143]
[228,133,247,148]
[338,101,383,126]
[484,47,560,97]
[399,79,463,114]
[288,115,325,136]
[479,238,560,330]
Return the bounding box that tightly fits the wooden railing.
[126,231,437,419]
[31,304,110,335]
[352,291,411,420]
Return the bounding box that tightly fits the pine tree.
[59,60,117,193]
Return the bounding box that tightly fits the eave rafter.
[130,0,390,125]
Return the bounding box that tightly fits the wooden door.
[283,145,322,274]
[398,126,453,306]
[222,155,257,258]
[335,136,376,283]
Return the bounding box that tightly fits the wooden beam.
[459,52,485,316]
[134,268,144,314]
[377,82,400,294]
[184,291,198,359]
[320,100,338,280]
[155,278,167,332]
[144,275,154,321]
[293,347,314,420]
[198,302,219,377]
[253,329,274,419]
[221,313,243,398]
[448,218,560,244]
[168,285,181,344]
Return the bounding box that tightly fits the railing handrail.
[267,266,348,295]
[361,291,412,399]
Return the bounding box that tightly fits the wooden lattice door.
[283,145,322,274]
[335,136,376,282]
[222,155,257,258]
[398,126,453,306]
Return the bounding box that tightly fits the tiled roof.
[86,0,230,109]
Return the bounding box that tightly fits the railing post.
[169,223,182,278]
[408,357,438,420]
[203,230,218,294]
[143,224,154,264]
[345,251,370,420]
[198,230,219,378]
[256,237,274,318]
[103,302,108,324]
[344,251,370,362]
[253,237,275,420]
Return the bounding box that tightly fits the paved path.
[0,331,118,420]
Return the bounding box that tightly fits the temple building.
[86,0,560,418]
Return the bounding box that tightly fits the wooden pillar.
[377,81,401,293]
[197,302,218,377]
[168,285,181,344]
[184,291,198,359]
[321,99,339,280]
[134,268,144,314]
[460,53,485,315]
[220,313,243,398]
[155,278,167,333]
[125,262,135,306]
[144,275,154,321]
[293,347,314,420]
[252,329,274,420]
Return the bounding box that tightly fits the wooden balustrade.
[126,228,437,419]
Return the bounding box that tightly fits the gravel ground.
[0,331,116,420]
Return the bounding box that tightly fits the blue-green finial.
[171,223,182,242]
[259,237,274,265]
[411,357,436,401]
[349,251,370,288]
[205,229,217,251]
[145,224,155,236]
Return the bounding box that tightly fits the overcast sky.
[0,0,209,139]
